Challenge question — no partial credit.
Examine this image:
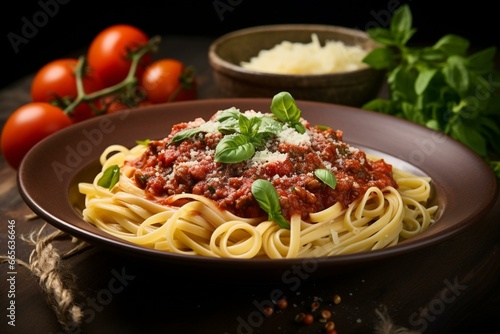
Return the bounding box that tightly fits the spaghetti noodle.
[78,93,437,259]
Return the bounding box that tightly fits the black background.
[1,0,498,89]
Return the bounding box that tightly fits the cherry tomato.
[1,102,72,169]
[140,58,197,103]
[87,24,151,87]
[30,58,104,123]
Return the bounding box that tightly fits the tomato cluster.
[1,24,197,169]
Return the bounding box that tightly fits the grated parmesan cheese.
[278,126,311,147]
[198,120,221,134]
[240,33,368,74]
[251,149,288,164]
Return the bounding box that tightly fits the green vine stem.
[64,35,161,115]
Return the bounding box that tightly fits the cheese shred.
[240,33,368,74]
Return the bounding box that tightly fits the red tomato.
[1,103,72,169]
[87,24,151,87]
[30,58,104,123]
[140,58,197,103]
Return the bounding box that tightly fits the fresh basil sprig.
[171,91,307,164]
[97,164,120,189]
[362,4,500,178]
[251,179,290,229]
[270,91,306,134]
[314,169,337,189]
[214,113,277,163]
[215,91,306,163]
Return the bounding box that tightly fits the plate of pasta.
[18,92,497,279]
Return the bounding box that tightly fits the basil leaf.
[467,47,497,74]
[238,114,262,137]
[258,116,282,136]
[217,118,240,134]
[316,125,332,131]
[401,101,425,124]
[363,47,395,69]
[443,56,469,96]
[293,122,306,134]
[270,91,306,134]
[270,91,301,124]
[367,27,398,46]
[98,164,120,189]
[314,169,337,190]
[171,128,204,143]
[215,107,241,122]
[238,113,251,135]
[433,34,470,56]
[390,4,415,45]
[270,214,290,231]
[415,68,437,95]
[248,116,263,137]
[249,133,266,150]
[216,108,241,134]
[251,179,290,229]
[450,122,488,157]
[136,139,150,146]
[215,134,255,163]
[420,48,446,63]
[491,161,500,177]
[362,98,394,115]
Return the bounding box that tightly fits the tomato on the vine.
[87,24,151,87]
[140,58,197,103]
[1,102,72,169]
[31,58,104,123]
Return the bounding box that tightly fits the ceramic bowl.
[208,24,385,107]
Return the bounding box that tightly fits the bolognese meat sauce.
[129,111,397,222]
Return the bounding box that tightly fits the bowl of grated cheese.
[208,24,385,107]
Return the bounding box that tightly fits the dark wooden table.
[1,36,499,334]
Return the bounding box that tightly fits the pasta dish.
[79,92,437,259]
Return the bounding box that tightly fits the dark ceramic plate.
[18,99,497,280]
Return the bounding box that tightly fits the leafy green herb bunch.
[362,4,500,178]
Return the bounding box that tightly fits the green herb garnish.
[251,179,290,229]
[362,4,500,178]
[215,133,255,163]
[171,127,205,143]
[97,164,120,189]
[314,169,337,189]
[170,91,306,164]
[270,91,306,134]
[215,114,272,163]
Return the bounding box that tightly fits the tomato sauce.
[129,115,397,222]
